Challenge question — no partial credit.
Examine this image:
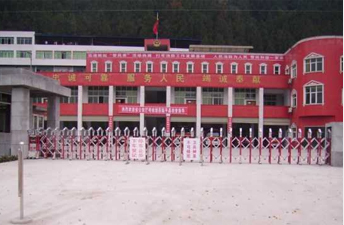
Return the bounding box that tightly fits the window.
[134,61,141,72]
[260,63,267,75]
[36,51,53,59]
[340,56,343,73]
[105,61,112,72]
[174,87,196,104]
[16,51,31,58]
[201,62,209,74]
[73,51,86,59]
[187,62,194,73]
[54,51,71,59]
[291,89,297,108]
[245,63,252,74]
[0,37,14,44]
[172,61,179,73]
[146,61,153,73]
[88,86,109,103]
[91,61,98,72]
[216,62,223,74]
[0,50,14,58]
[61,87,78,103]
[273,64,281,75]
[285,65,290,75]
[202,88,224,105]
[304,81,324,105]
[115,86,138,103]
[231,63,238,74]
[234,89,256,105]
[304,53,324,73]
[17,37,32,45]
[160,61,167,73]
[120,61,127,73]
[291,61,297,78]
[264,94,278,106]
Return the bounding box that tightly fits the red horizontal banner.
[119,105,188,115]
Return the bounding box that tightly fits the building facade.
[0,31,342,138]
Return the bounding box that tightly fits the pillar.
[108,86,114,130]
[47,95,60,129]
[227,87,233,134]
[258,88,264,137]
[196,86,202,137]
[77,85,83,134]
[139,86,145,136]
[10,88,30,156]
[166,86,171,135]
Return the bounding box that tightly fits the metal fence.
[27,126,331,165]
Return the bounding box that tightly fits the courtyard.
[0,160,342,225]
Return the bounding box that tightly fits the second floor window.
[274,64,281,75]
[216,63,223,74]
[61,86,78,103]
[120,61,127,73]
[36,51,53,59]
[291,90,297,108]
[17,37,32,45]
[0,37,14,44]
[0,50,14,58]
[160,62,167,73]
[260,64,267,75]
[187,62,194,73]
[231,63,238,74]
[202,63,209,74]
[173,62,179,73]
[105,61,112,72]
[134,62,141,72]
[16,51,31,58]
[146,61,153,73]
[54,51,71,59]
[291,61,297,78]
[202,88,224,105]
[88,86,109,103]
[304,54,324,73]
[245,63,252,74]
[91,61,98,72]
[304,83,323,105]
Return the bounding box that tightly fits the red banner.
[118,105,187,115]
[166,115,171,133]
[227,117,232,133]
[108,116,113,130]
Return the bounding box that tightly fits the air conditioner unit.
[288,78,292,84]
[288,107,293,113]
[184,99,196,104]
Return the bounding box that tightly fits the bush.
[0,155,18,163]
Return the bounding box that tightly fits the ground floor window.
[202,88,224,105]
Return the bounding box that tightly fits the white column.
[77,85,83,134]
[258,88,264,137]
[166,86,171,135]
[196,86,202,137]
[139,86,145,136]
[227,87,233,133]
[108,86,114,130]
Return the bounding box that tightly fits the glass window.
[285,65,290,75]
[54,51,71,59]
[291,62,297,78]
[174,87,196,104]
[120,61,127,73]
[160,62,167,73]
[115,86,138,103]
[73,51,86,59]
[91,61,98,72]
[105,62,112,72]
[17,37,32,45]
[134,62,141,72]
[173,62,179,73]
[0,50,14,58]
[146,62,153,73]
[216,63,223,74]
[61,86,78,103]
[0,37,14,44]
[231,63,238,74]
[291,91,297,108]
[274,64,281,75]
[187,63,194,73]
[260,64,267,75]
[36,51,53,59]
[245,63,252,74]
[88,86,109,103]
[305,56,323,73]
[202,63,208,74]
[341,56,343,73]
[264,94,278,106]
[305,85,323,105]
[16,51,31,58]
[234,89,256,105]
[202,88,224,105]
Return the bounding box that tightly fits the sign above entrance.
[118,105,188,115]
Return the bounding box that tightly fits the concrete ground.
[0,160,342,225]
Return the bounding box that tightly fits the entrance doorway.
[145,87,166,103]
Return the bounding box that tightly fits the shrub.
[0,155,18,163]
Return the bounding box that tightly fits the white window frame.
[340,56,343,73]
[201,62,209,74]
[231,62,238,74]
[303,53,324,74]
[146,61,153,73]
[186,61,194,73]
[291,61,297,79]
[160,61,168,73]
[216,62,223,74]
[134,61,141,73]
[105,61,112,72]
[285,65,290,75]
[172,61,180,73]
[259,63,267,75]
[245,63,252,75]
[273,63,281,75]
[303,80,324,106]
[91,61,98,73]
[291,89,297,108]
[119,60,127,73]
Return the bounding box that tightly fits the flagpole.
[156,12,159,40]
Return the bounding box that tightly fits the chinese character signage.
[183,138,200,161]
[119,105,188,115]
[129,137,146,160]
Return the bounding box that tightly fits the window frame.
[91,61,98,73]
[340,56,343,74]
[134,61,141,73]
[186,61,194,73]
[273,64,281,75]
[146,61,153,73]
[245,63,252,75]
[216,62,223,74]
[291,89,297,108]
[285,65,290,75]
[120,60,127,73]
[172,61,180,73]
[201,62,209,74]
[303,81,324,106]
[291,61,297,79]
[105,61,112,72]
[303,53,324,74]
[259,63,267,75]
[231,62,238,74]
[160,61,168,73]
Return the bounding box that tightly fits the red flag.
[153,13,159,35]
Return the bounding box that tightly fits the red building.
[39,36,343,137]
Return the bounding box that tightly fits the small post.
[180,127,185,166]
[11,142,32,224]
[200,127,204,166]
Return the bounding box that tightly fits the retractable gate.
[28,126,331,165]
